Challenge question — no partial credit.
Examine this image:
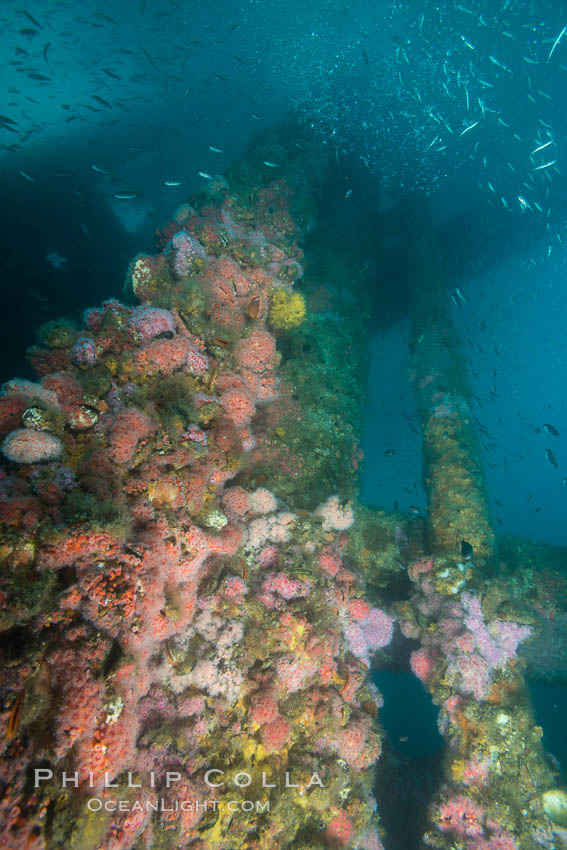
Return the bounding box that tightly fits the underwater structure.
[0,130,566,850]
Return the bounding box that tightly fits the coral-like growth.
[438,795,485,838]
[129,306,176,343]
[237,328,277,373]
[2,428,63,463]
[108,407,155,465]
[316,494,355,530]
[169,231,206,277]
[268,287,306,330]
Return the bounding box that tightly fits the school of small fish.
[2,0,565,234]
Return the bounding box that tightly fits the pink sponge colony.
[129,306,176,344]
[108,407,155,464]
[2,428,63,463]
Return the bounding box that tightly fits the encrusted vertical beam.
[408,234,495,565]
[401,212,560,850]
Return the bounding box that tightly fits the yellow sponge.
[268,289,306,330]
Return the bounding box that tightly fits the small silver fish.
[164,180,183,186]
[208,145,224,153]
[530,140,553,155]
[548,25,567,60]
[460,35,475,50]
[545,448,558,468]
[198,171,213,179]
[263,160,279,167]
[455,287,469,303]
[113,192,140,200]
[460,121,479,136]
[489,55,510,72]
